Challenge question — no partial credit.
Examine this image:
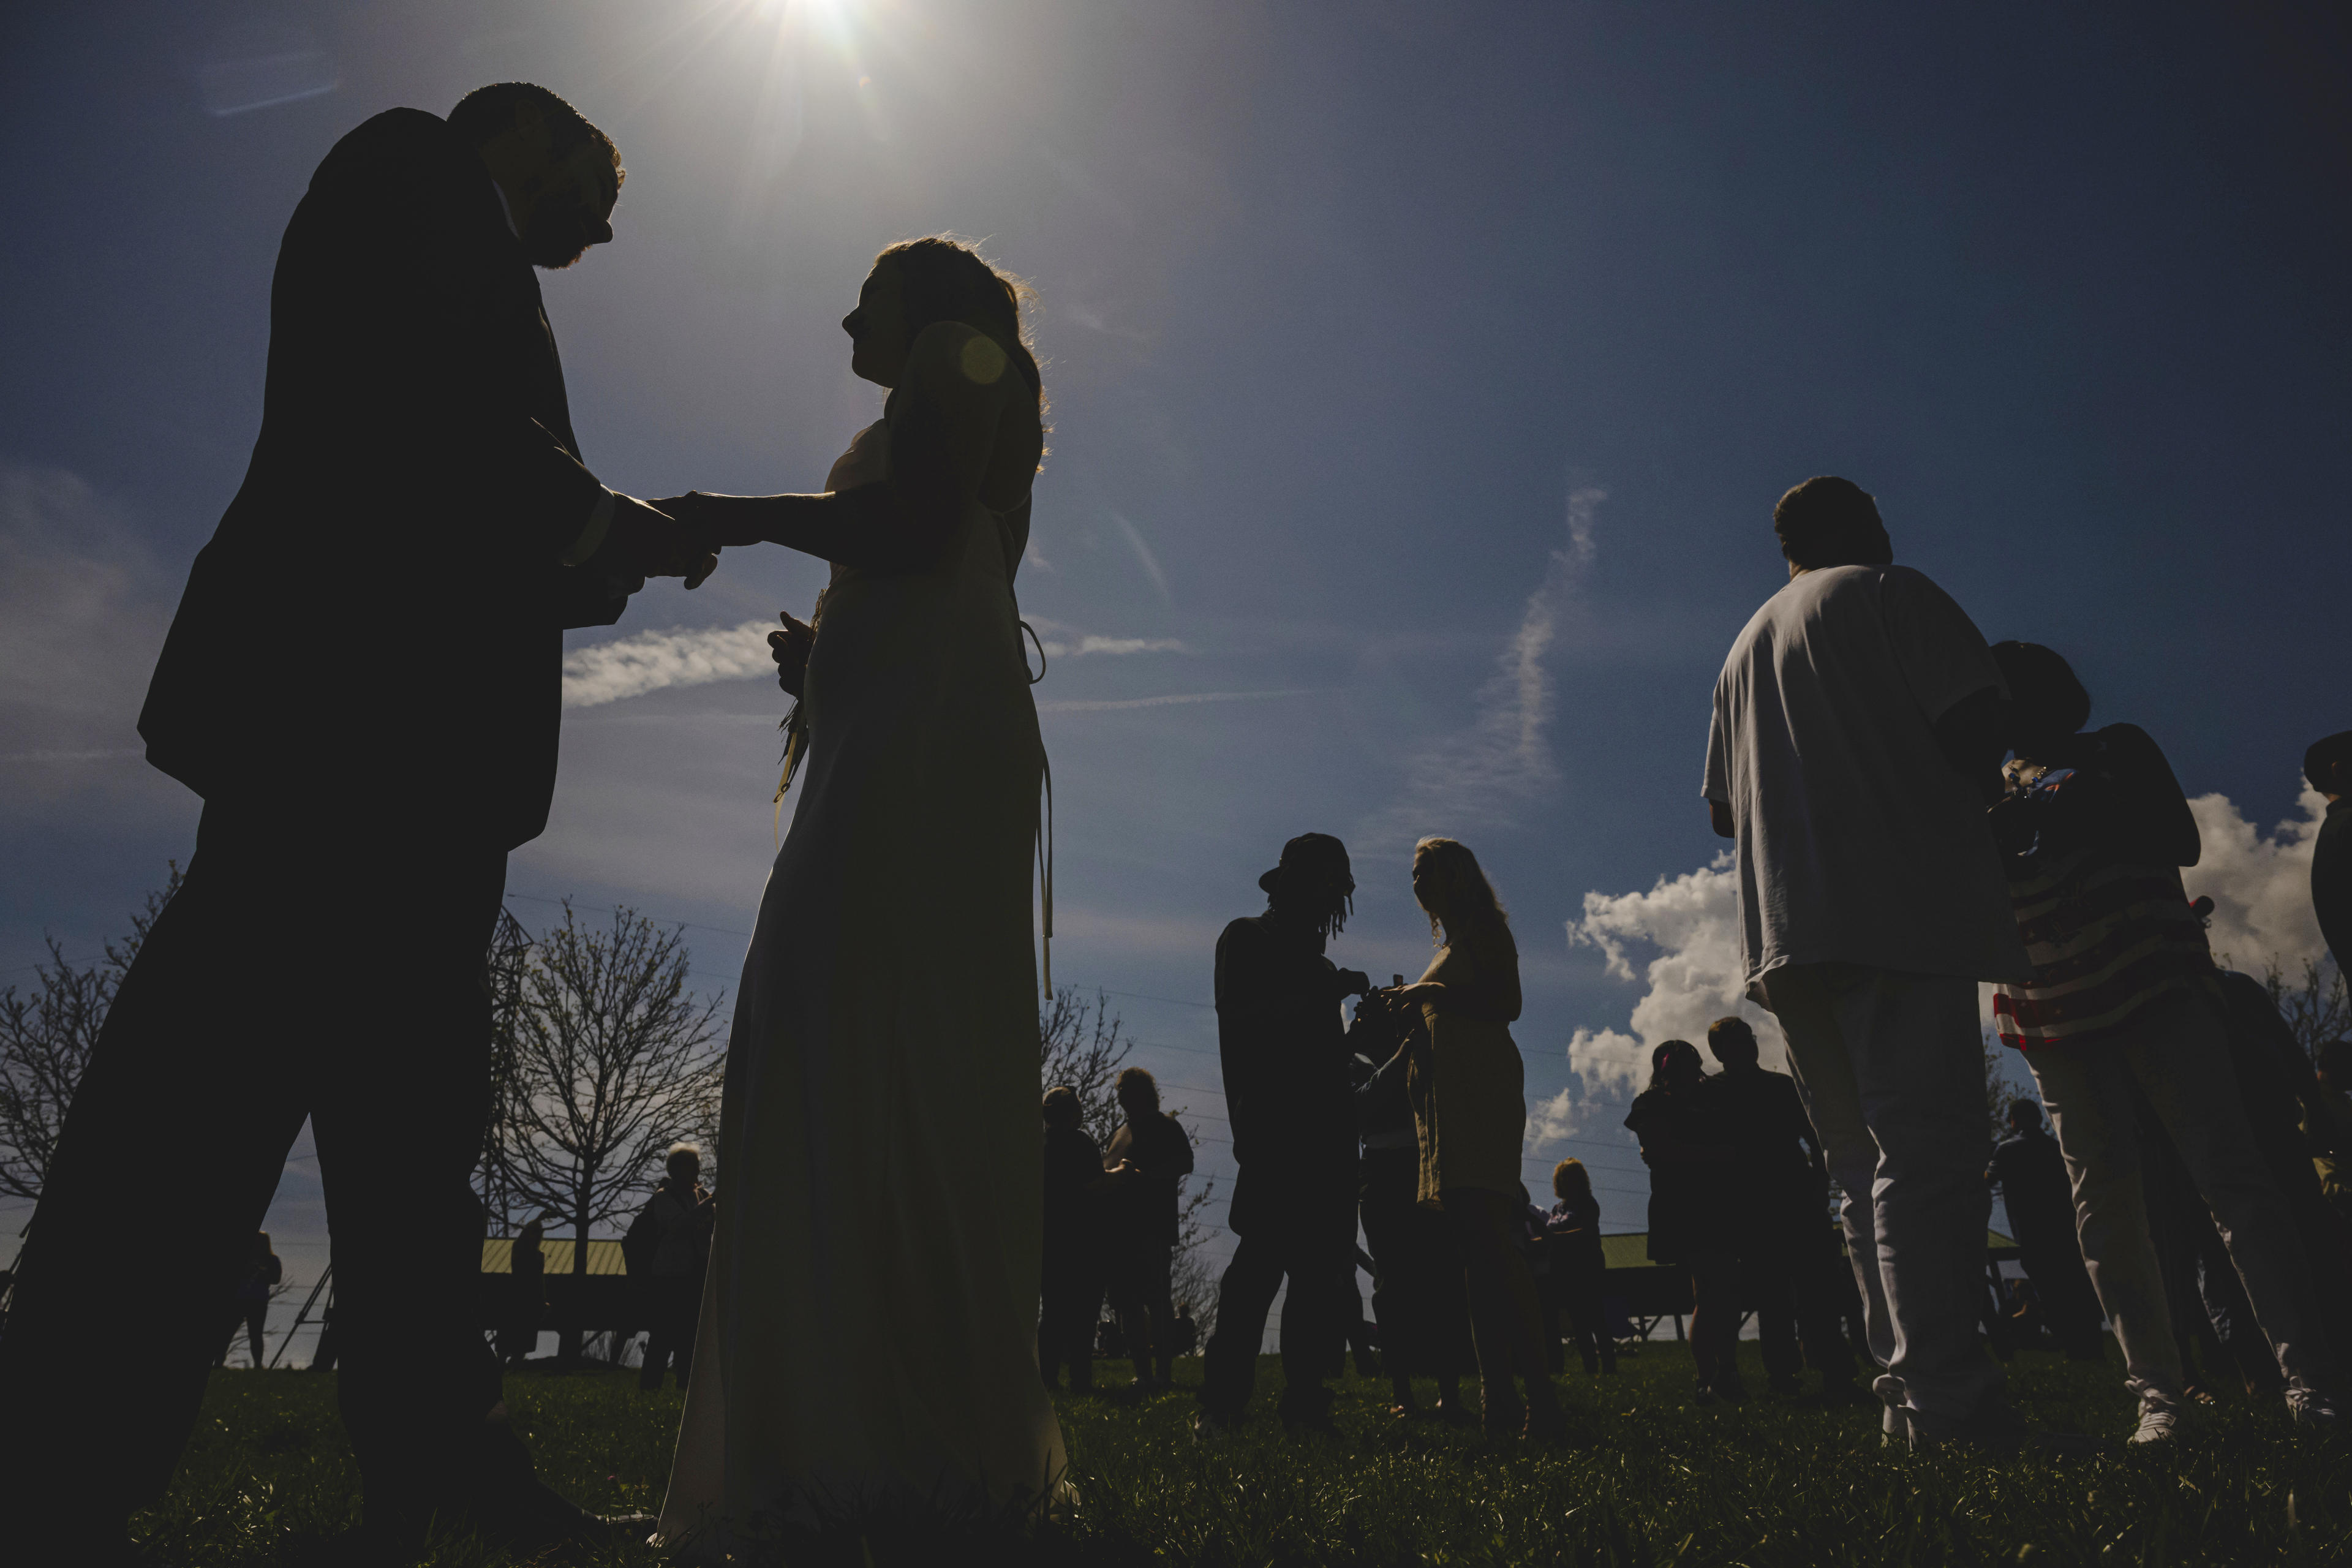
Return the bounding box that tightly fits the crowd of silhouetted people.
[1024,478,2352,1455]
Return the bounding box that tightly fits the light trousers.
[1759,962,2006,1428]
[2024,984,2326,1406]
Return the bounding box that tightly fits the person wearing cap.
[2309,732,2352,971]
[1703,475,2032,1450]
[1194,834,1371,1438]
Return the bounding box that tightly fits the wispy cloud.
[562,620,775,709]
[1362,481,1604,847]
[564,613,1193,708]
[1037,688,1314,714]
[1110,512,1172,605]
[1023,616,1187,661]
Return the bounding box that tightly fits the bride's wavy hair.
[1412,836,1510,947]
[878,235,1047,424]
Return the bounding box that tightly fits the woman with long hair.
[1374,836,1564,1439]
[1624,1039,1741,1401]
[650,236,1062,1544]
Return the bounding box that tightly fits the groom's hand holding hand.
[604,492,721,588]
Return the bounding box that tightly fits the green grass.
[143,1341,2351,1566]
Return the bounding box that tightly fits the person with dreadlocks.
[1195,834,1372,1438]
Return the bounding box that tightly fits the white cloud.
[562,619,775,708]
[562,613,1190,709]
[0,465,175,802]
[2185,786,2331,975]
[1022,616,1188,662]
[1362,483,1604,846]
[1036,688,1313,714]
[1529,850,1779,1152]
[1531,786,2336,1153]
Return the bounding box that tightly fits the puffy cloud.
[1530,850,1781,1151]
[1531,786,2336,1153]
[2185,786,2331,975]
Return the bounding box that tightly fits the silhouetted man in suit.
[0,83,715,1562]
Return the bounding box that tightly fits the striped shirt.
[1992,724,2212,1051]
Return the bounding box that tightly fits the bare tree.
[491,902,726,1361]
[1039,986,1132,1147]
[0,865,182,1202]
[2263,956,2350,1058]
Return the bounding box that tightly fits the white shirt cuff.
[562,489,618,567]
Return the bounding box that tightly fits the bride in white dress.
[649,237,1063,1548]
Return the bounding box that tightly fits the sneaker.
[2287,1385,2340,1430]
[2129,1403,2180,1445]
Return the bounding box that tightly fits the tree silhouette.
[0,864,182,1202]
[490,901,725,1361]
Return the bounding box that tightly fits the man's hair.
[2008,1100,2044,1129]
[2305,731,2352,793]
[1773,476,1893,570]
[1115,1066,1159,1109]
[666,1142,701,1164]
[447,83,622,188]
[1706,1016,1757,1059]
[1042,1085,1080,1126]
[1991,641,2091,739]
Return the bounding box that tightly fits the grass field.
[141,1341,2351,1566]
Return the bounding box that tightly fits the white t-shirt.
[1703,564,2030,989]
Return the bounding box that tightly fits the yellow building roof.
[481,1237,629,1276]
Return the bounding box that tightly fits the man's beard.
[521,201,597,269]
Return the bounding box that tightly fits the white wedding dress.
[656,420,1065,1546]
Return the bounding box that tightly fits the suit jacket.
[1213,914,1355,1235]
[140,108,634,850]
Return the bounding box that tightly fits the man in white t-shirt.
[1702,475,2032,1449]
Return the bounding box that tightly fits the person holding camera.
[1988,639,2336,1441]
[1194,834,1369,1438]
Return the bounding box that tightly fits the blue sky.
[4,2,2347,1337]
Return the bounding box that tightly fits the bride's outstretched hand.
[770,609,815,697]
[648,492,774,550]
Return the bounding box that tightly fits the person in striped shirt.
[1988,639,2337,1442]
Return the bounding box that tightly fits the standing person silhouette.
[1194,834,1370,1438]
[652,236,1064,1539]
[1703,476,2033,1450]
[1102,1068,1196,1390]
[0,83,716,1562]
[2307,733,2352,968]
[215,1232,282,1369]
[1985,1103,2105,1362]
[628,1145,715,1393]
[1542,1161,1615,1378]
[1989,640,2337,1439]
[1353,998,1472,1420]
[1374,837,1566,1441]
[1039,1087,1117,1395]
[501,1218,549,1367]
[1703,1017,1863,1400]
[1626,1041,1741,1401]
